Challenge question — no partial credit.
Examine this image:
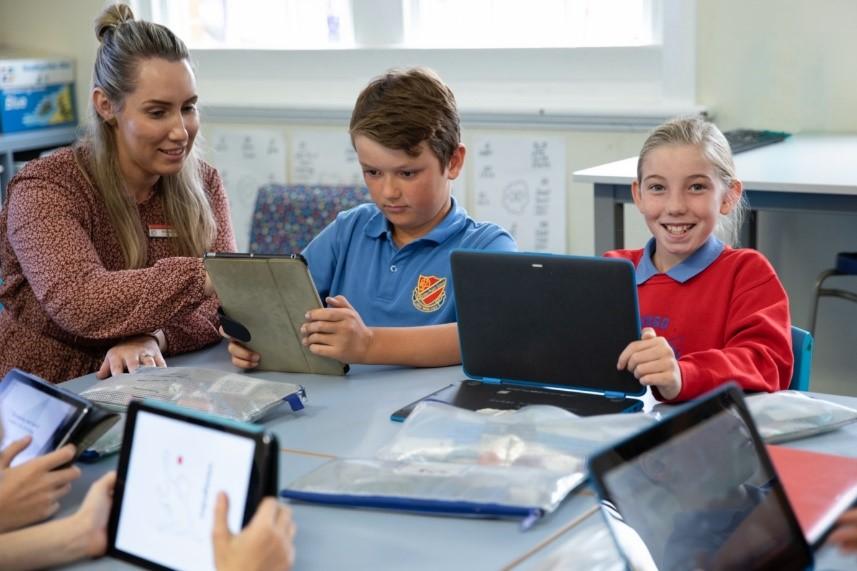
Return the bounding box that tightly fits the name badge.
[148,224,177,238]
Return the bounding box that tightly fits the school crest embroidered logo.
[412,274,447,313]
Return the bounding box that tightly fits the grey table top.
[54,342,857,570]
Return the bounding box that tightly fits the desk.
[573,134,857,254]
[54,344,857,570]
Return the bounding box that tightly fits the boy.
[227,67,515,368]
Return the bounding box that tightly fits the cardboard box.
[1,84,77,133]
[0,52,76,133]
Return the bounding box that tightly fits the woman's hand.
[212,493,296,571]
[617,327,683,400]
[96,334,166,379]
[0,441,80,532]
[300,295,372,363]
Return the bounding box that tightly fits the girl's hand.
[617,327,682,400]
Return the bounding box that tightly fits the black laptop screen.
[451,251,643,396]
[590,388,812,570]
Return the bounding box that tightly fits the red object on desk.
[767,444,857,544]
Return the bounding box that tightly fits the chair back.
[249,184,369,255]
[790,325,813,391]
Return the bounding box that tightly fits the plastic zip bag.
[283,401,655,528]
[81,367,306,422]
[744,390,857,443]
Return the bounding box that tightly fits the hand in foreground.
[617,327,682,400]
[212,493,296,571]
[301,295,372,363]
[0,441,80,532]
[97,334,166,379]
[828,508,857,553]
[65,471,116,559]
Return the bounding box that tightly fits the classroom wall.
[697,0,857,395]
[0,0,102,129]
[1,0,855,393]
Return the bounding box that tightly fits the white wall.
[697,0,857,395]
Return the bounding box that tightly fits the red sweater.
[605,246,793,401]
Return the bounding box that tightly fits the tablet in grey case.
[205,253,347,375]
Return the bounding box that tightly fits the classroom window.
[147,0,355,49]
[142,0,652,50]
[403,0,653,49]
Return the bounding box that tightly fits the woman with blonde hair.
[0,3,235,382]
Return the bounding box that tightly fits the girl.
[610,117,792,401]
[0,4,236,382]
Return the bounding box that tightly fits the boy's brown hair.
[349,67,460,170]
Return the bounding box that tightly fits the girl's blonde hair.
[77,3,216,269]
[637,116,747,246]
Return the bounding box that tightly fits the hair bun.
[95,3,136,43]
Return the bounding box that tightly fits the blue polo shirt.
[302,198,516,326]
[635,236,725,285]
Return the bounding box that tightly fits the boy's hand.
[212,493,296,571]
[829,508,857,553]
[0,441,80,532]
[617,327,682,400]
[301,295,373,363]
[220,327,261,370]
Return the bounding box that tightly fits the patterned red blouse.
[0,147,236,383]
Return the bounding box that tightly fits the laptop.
[587,384,816,571]
[392,250,645,421]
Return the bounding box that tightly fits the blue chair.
[790,325,814,391]
[248,184,369,255]
[809,252,857,337]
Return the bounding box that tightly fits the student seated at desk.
[0,4,235,384]
[227,67,516,369]
[609,117,792,401]
[0,436,295,571]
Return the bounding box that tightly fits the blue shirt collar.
[364,196,466,245]
[636,236,725,284]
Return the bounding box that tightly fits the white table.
[573,134,857,254]
[54,343,857,570]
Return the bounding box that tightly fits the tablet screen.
[596,400,810,570]
[0,374,80,466]
[114,409,257,571]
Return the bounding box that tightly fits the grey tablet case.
[204,253,347,375]
[392,251,644,420]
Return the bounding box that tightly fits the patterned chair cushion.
[248,184,370,255]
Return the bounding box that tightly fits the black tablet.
[0,368,89,466]
[588,384,813,571]
[108,399,279,571]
